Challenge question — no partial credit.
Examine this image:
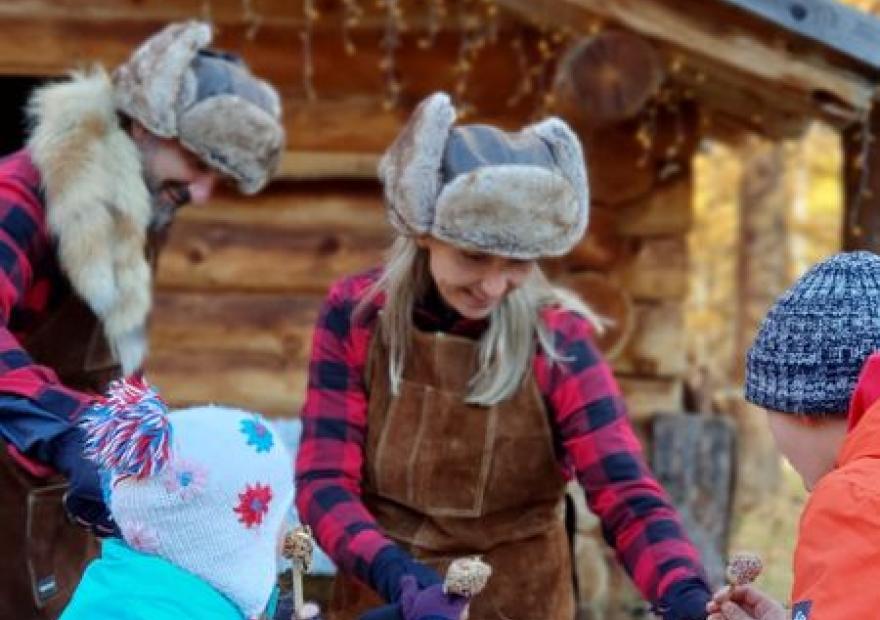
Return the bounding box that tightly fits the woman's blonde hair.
[357,236,605,405]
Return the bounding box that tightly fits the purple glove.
[400,576,468,620]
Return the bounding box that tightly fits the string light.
[531,27,573,118]
[242,0,262,40]
[636,103,658,168]
[342,0,364,56]
[380,0,405,110]
[301,0,319,100]
[290,0,566,118]
[419,0,448,49]
[452,0,487,118]
[506,34,532,107]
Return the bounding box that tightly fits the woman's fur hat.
[378,92,589,259]
[113,20,284,194]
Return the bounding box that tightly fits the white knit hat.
[82,378,294,620]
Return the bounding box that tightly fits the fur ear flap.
[178,94,284,195]
[113,21,212,137]
[529,118,590,242]
[378,92,456,235]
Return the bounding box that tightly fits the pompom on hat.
[378,92,590,259]
[81,377,294,619]
[113,21,285,194]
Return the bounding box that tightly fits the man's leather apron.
[329,328,575,620]
[0,294,120,619]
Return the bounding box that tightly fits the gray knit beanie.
[745,251,880,416]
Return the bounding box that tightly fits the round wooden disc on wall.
[554,30,664,129]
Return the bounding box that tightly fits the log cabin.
[0,0,878,616]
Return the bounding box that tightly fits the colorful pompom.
[81,376,172,481]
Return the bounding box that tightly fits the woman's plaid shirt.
[295,270,707,606]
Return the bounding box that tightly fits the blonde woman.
[295,93,710,620]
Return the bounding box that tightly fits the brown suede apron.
[329,328,574,620]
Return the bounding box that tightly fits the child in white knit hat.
[60,378,300,620]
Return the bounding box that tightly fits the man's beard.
[144,174,192,255]
[146,178,192,235]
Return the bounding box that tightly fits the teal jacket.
[61,538,247,620]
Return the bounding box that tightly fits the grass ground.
[727,460,808,604]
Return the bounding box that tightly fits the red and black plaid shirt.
[0,150,94,462]
[295,269,707,605]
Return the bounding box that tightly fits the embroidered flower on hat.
[234,482,273,528]
[240,417,274,453]
[122,521,161,554]
[163,459,208,501]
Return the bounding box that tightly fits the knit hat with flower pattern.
[81,378,293,619]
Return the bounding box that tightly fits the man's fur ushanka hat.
[379,92,589,259]
[113,21,284,194]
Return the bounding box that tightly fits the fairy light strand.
[301,0,318,100]
[241,0,262,40]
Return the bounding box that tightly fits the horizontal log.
[0,0,300,24]
[498,0,874,124]
[583,122,657,205]
[615,176,693,237]
[155,183,390,294]
[612,302,687,377]
[282,95,539,154]
[617,376,684,423]
[719,0,880,70]
[670,53,814,138]
[550,208,628,272]
[613,237,689,301]
[146,348,305,417]
[0,1,512,32]
[0,16,542,122]
[555,271,635,361]
[277,150,381,179]
[145,291,323,416]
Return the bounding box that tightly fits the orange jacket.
[790,354,880,619]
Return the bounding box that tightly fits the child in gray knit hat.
[708,251,880,620]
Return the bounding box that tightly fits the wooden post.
[843,103,880,252]
[734,138,790,381]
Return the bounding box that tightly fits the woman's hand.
[399,576,468,620]
[359,576,468,620]
[706,585,787,620]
